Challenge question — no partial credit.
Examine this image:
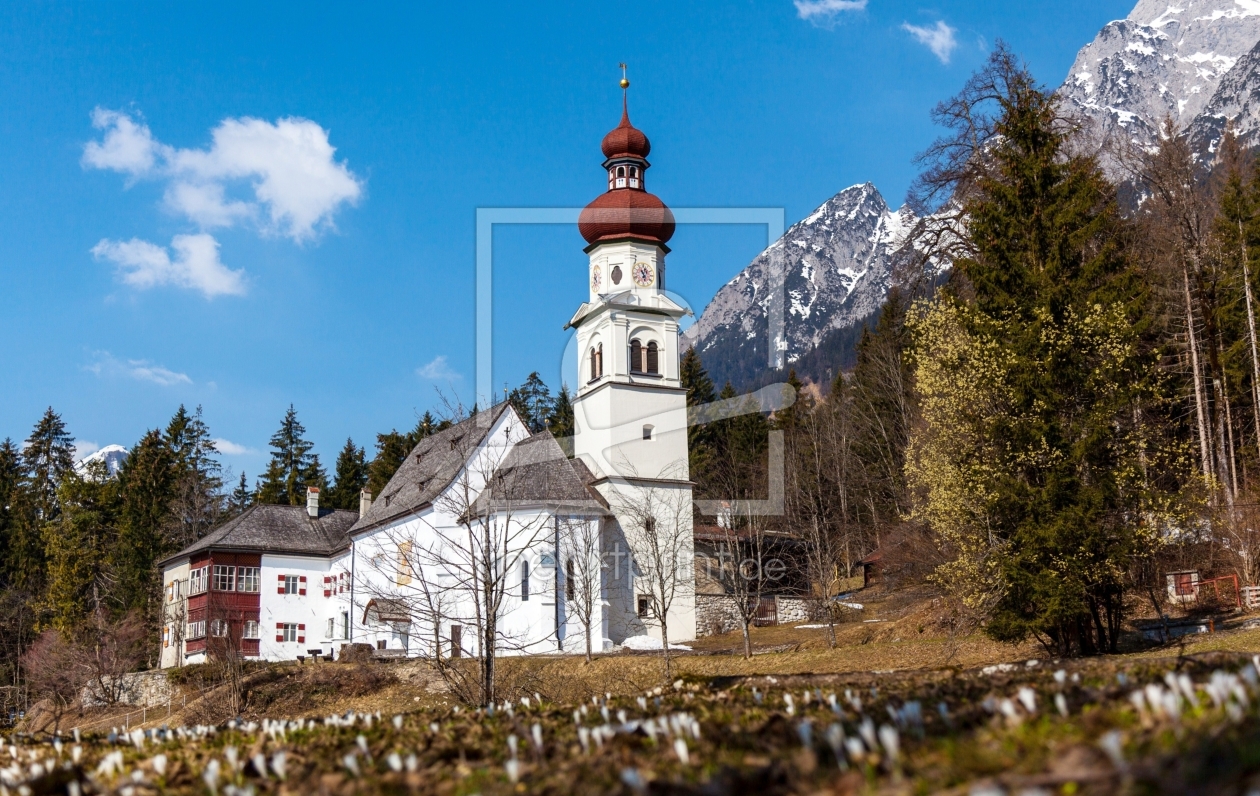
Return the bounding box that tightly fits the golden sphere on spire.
[620,77,630,89]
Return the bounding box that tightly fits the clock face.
[591,264,602,292]
[632,261,654,287]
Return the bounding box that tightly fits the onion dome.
[579,89,674,246]
[579,188,675,245]
[601,98,651,160]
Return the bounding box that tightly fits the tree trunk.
[1183,263,1214,486]
[1241,221,1260,466]
[741,620,752,660]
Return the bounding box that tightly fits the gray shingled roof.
[350,403,515,533]
[472,431,610,514]
[158,503,360,566]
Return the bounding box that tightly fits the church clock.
[632,261,654,287]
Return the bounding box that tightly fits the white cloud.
[903,20,958,64]
[92,233,246,298]
[85,351,193,387]
[82,108,165,177]
[794,0,867,26]
[74,441,101,460]
[213,438,255,456]
[416,356,460,381]
[84,109,363,243]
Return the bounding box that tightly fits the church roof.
[471,431,610,514]
[350,402,515,534]
[158,503,359,567]
[601,98,651,160]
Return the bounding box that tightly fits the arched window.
[630,339,642,373]
[629,165,640,188]
[642,424,654,441]
[615,165,627,189]
[589,347,598,382]
[616,165,625,177]
[646,341,659,374]
[597,344,604,377]
[521,560,530,601]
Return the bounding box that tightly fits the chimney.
[307,487,320,518]
[359,489,373,518]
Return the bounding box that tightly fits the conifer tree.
[367,430,410,499]
[256,405,325,505]
[227,472,252,516]
[327,438,368,510]
[680,348,717,485]
[548,385,575,456]
[9,408,75,593]
[113,430,176,615]
[0,439,22,590]
[43,462,120,632]
[508,372,554,433]
[906,47,1173,655]
[163,405,223,547]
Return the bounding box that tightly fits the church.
[156,84,696,667]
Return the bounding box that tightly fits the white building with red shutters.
[157,85,695,667]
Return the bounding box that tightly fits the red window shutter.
[299,575,306,596]
[276,633,284,642]
[278,574,286,594]
[298,623,305,644]
[323,576,331,598]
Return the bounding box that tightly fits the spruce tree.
[113,430,176,615]
[9,408,75,593]
[327,438,369,510]
[256,405,324,505]
[680,348,717,486]
[906,47,1169,656]
[43,462,120,632]
[0,439,22,590]
[163,405,224,547]
[227,472,252,516]
[508,372,554,433]
[548,385,575,456]
[367,430,411,498]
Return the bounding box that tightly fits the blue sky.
[0,0,1132,480]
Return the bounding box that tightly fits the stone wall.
[775,596,811,624]
[695,594,742,636]
[81,672,174,709]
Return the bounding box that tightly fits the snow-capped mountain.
[75,444,128,479]
[688,0,1260,390]
[1060,0,1260,149]
[681,184,915,389]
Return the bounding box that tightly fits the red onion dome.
[579,188,675,245]
[601,100,651,160]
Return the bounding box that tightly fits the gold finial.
[619,63,629,90]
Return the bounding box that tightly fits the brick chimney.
[359,488,373,518]
[307,486,320,518]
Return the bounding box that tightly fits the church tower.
[569,77,695,643]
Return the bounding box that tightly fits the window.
[213,565,236,592]
[189,567,207,595]
[210,618,229,637]
[630,339,642,373]
[162,626,169,648]
[327,618,335,639]
[566,559,575,601]
[637,596,652,618]
[376,639,387,650]
[646,341,659,374]
[243,621,260,640]
[643,424,654,441]
[342,611,351,639]
[278,575,304,595]
[238,567,260,593]
[597,344,603,377]
[187,620,206,640]
[275,623,305,643]
[521,561,530,601]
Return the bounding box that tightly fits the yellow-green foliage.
[904,297,1012,613]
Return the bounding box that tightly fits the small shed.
[1166,570,1200,605]
[859,550,883,589]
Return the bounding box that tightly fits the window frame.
[242,620,260,640]
[237,566,260,593]
[212,565,236,593]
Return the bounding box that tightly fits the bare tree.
[557,515,603,662]
[611,477,693,680]
[360,405,561,707]
[19,630,83,733]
